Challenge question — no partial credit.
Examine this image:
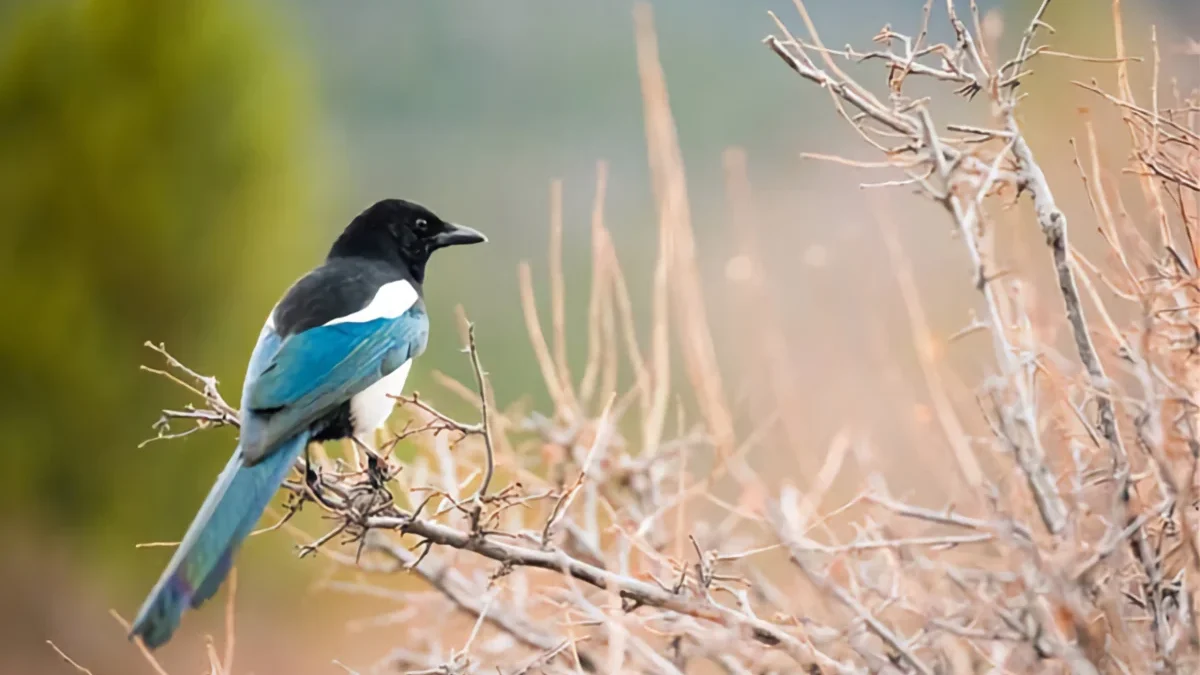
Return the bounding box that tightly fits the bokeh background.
[2,0,1198,672]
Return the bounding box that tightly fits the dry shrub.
[101,1,1200,674]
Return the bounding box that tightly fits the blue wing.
[129,306,428,647]
[239,304,428,463]
[241,319,285,405]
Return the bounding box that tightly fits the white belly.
[350,360,412,435]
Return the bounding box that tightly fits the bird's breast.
[350,360,413,436]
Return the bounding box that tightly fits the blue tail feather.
[129,432,310,649]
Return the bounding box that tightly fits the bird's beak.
[433,223,488,249]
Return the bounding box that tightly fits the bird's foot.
[304,444,321,490]
[351,435,396,489]
[366,454,387,489]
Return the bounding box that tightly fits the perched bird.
[129,199,486,649]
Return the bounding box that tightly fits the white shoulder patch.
[324,280,418,327]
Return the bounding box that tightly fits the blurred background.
[1,0,1197,672]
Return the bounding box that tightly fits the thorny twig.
[762,0,1200,671]
[464,322,497,533]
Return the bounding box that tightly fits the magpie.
[129,199,486,649]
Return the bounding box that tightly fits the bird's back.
[271,257,421,336]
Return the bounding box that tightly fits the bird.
[129,198,486,649]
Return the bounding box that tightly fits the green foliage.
[0,0,324,575]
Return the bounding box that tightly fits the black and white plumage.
[241,256,427,460]
[129,199,486,649]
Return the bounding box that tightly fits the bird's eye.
[415,218,427,230]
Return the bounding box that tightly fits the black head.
[329,199,487,281]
